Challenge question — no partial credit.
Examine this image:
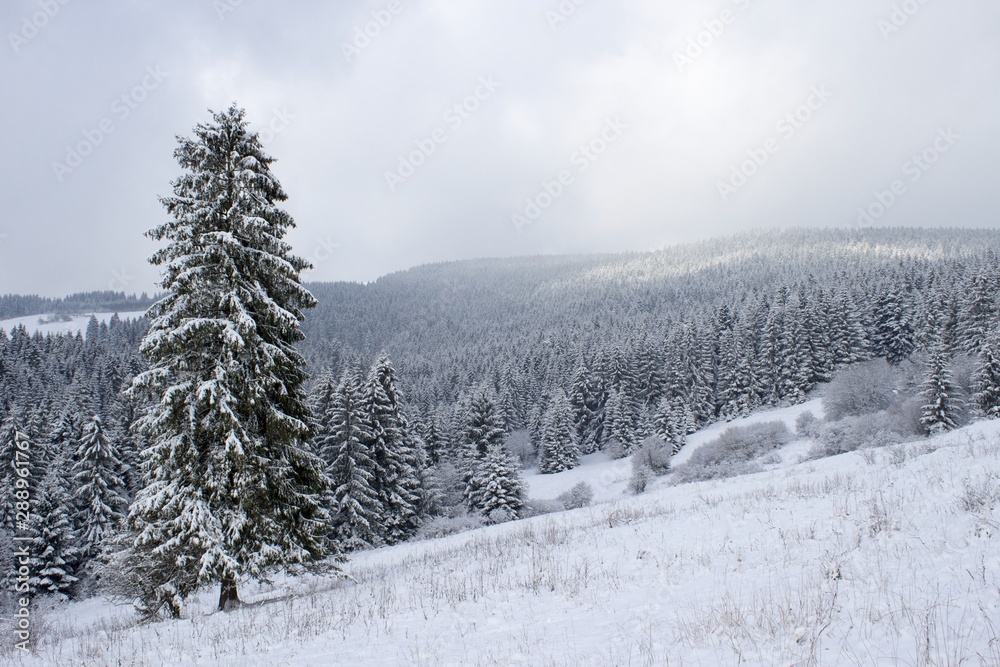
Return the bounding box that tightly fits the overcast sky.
[2,0,998,297]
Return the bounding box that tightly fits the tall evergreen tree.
[875,288,915,365]
[959,274,998,354]
[125,104,331,616]
[973,328,1000,419]
[603,387,639,457]
[72,415,128,561]
[920,344,961,435]
[537,392,580,474]
[653,396,691,455]
[0,416,30,533]
[473,442,525,522]
[363,355,424,544]
[326,370,380,551]
[569,361,605,454]
[461,390,513,513]
[31,470,80,599]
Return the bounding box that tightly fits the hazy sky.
[2,0,998,297]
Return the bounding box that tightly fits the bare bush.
[523,498,565,517]
[808,413,904,460]
[689,421,793,467]
[795,410,819,438]
[505,429,535,468]
[823,359,900,421]
[486,507,516,525]
[413,514,485,541]
[886,396,926,438]
[635,435,673,475]
[629,458,651,494]
[671,421,792,483]
[558,482,595,509]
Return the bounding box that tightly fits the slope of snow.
[8,410,999,666]
[671,397,825,466]
[525,451,632,503]
[0,311,147,337]
[525,398,826,503]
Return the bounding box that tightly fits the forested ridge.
[301,227,1000,420]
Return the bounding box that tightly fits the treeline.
[0,291,158,321]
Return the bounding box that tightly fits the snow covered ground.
[0,311,147,338]
[6,403,1000,666]
[525,398,825,503]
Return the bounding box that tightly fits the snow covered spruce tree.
[31,470,80,599]
[323,369,380,551]
[124,104,331,616]
[475,441,525,522]
[538,392,580,474]
[920,343,962,435]
[72,414,128,563]
[973,327,1000,419]
[462,390,523,519]
[653,396,690,456]
[363,355,425,544]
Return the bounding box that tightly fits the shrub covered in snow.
[671,421,792,483]
[558,482,595,509]
[795,410,819,439]
[523,498,566,517]
[505,429,535,468]
[629,436,673,493]
[634,435,673,475]
[808,412,904,459]
[413,514,485,541]
[823,359,899,421]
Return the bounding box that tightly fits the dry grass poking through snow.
[4,425,1000,666]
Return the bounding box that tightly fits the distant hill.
[299,226,1000,416]
[0,290,160,320]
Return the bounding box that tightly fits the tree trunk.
[218,573,241,612]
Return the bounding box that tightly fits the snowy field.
[0,312,147,338]
[5,406,1000,666]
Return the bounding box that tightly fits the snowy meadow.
[5,404,999,666]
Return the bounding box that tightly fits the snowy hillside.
[525,398,825,503]
[9,406,999,666]
[0,311,146,338]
